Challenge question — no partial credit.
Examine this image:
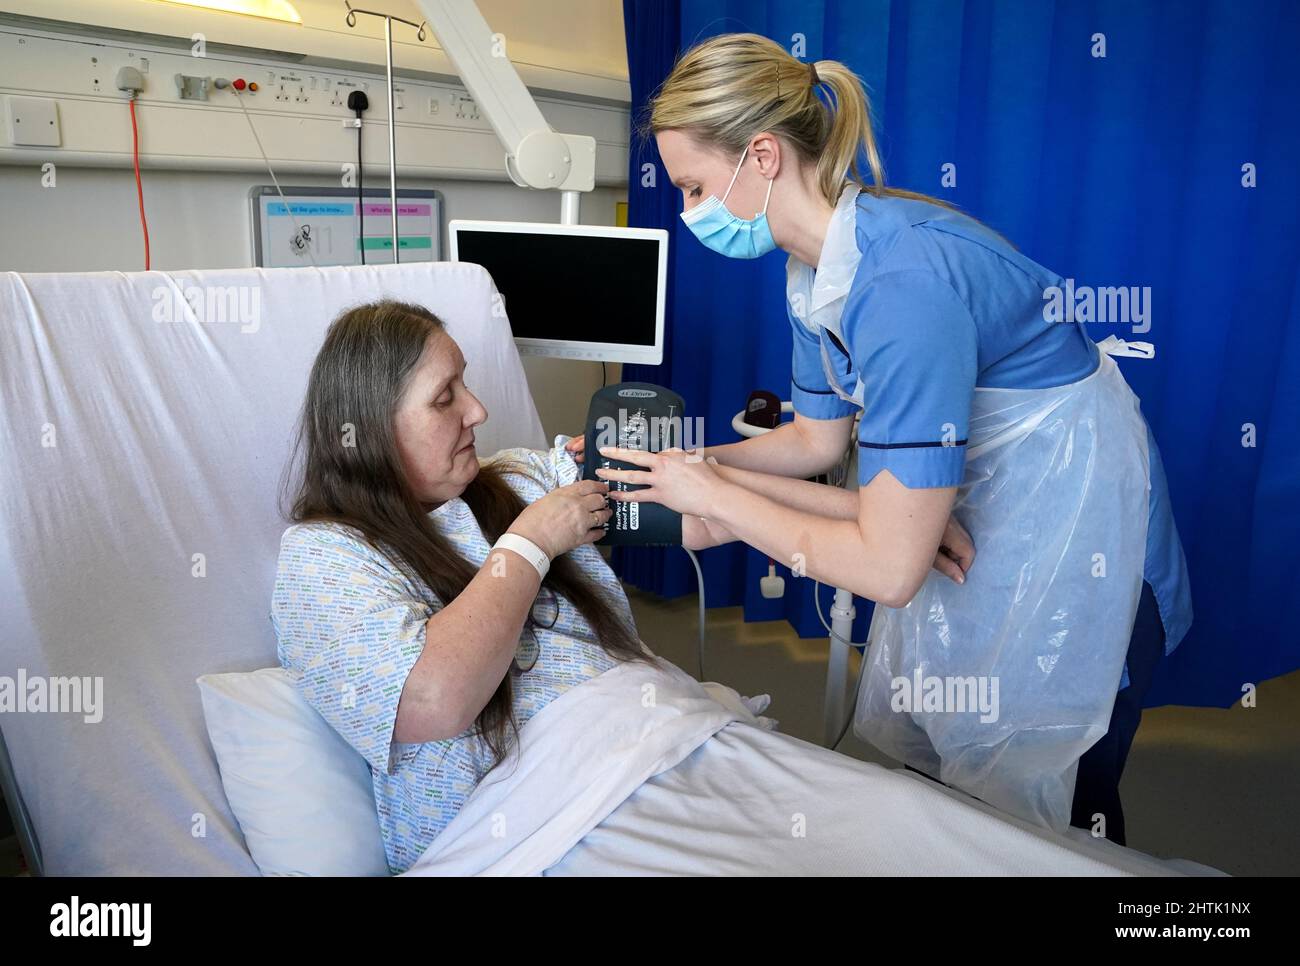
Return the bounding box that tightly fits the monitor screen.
[449,221,667,365]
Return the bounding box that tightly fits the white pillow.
[196,667,390,876]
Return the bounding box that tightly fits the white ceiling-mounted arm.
[417,0,595,223]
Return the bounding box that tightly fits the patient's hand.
[564,434,585,465]
[510,479,612,558]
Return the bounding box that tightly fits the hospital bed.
[0,263,1219,876]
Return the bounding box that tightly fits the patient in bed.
[271,299,673,874]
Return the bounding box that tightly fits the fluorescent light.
[157,0,304,24]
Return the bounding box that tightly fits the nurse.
[595,33,1192,843]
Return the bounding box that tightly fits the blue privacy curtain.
[617,0,1300,709]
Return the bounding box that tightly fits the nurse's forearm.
[708,480,912,606]
[711,463,857,520]
[707,421,843,479]
[681,513,737,550]
[685,466,852,552]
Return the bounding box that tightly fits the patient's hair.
[285,299,648,771]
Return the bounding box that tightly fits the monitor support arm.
[416,0,597,225]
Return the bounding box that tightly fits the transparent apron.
[845,338,1153,832]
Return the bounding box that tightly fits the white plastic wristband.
[492,532,550,581]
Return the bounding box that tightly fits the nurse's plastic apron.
[794,188,1153,831]
[852,342,1150,832]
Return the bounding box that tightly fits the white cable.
[230,87,319,268]
[682,546,706,681]
[814,420,864,746]
[816,577,869,749]
[813,578,834,634]
[831,641,871,750]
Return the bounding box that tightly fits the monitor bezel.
[447,219,668,366]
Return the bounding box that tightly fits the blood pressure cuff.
[582,382,684,546]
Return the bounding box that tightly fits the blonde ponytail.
[648,33,960,212]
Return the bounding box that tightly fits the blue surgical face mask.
[680,145,776,259]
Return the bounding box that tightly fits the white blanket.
[402,658,768,875]
[404,659,1216,877]
[547,721,1216,876]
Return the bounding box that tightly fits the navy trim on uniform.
[859,439,969,450]
[792,379,838,396]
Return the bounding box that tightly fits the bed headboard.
[0,262,545,875]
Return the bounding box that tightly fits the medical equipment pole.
[344,3,429,263]
[384,15,399,260]
[825,588,856,745]
[560,190,580,226]
[732,403,865,747]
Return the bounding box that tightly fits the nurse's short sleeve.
[272,524,436,774]
[488,444,580,502]
[848,269,978,489]
[787,303,860,420]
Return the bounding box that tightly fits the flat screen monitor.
[448,220,668,365]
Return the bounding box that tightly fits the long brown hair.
[285,299,649,770]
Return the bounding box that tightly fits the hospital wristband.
[492,532,550,581]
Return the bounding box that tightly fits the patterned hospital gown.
[271,444,633,874]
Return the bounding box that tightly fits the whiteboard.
[250,187,442,267]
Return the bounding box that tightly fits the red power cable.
[128,97,150,270]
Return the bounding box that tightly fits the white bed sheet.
[547,724,1222,877]
[401,657,1220,877]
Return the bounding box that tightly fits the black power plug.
[346,91,370,263]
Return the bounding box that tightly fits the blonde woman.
[595,33,1192,843]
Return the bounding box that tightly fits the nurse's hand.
[594,446,723,519]
[932,514,975,584]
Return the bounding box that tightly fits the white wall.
[0,0,632,103]
[0,1,633,439]
[0,168,628,273]
[0,167,624,438]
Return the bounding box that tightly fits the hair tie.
[809,62,821,86]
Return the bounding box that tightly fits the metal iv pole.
[344,2,428,263]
